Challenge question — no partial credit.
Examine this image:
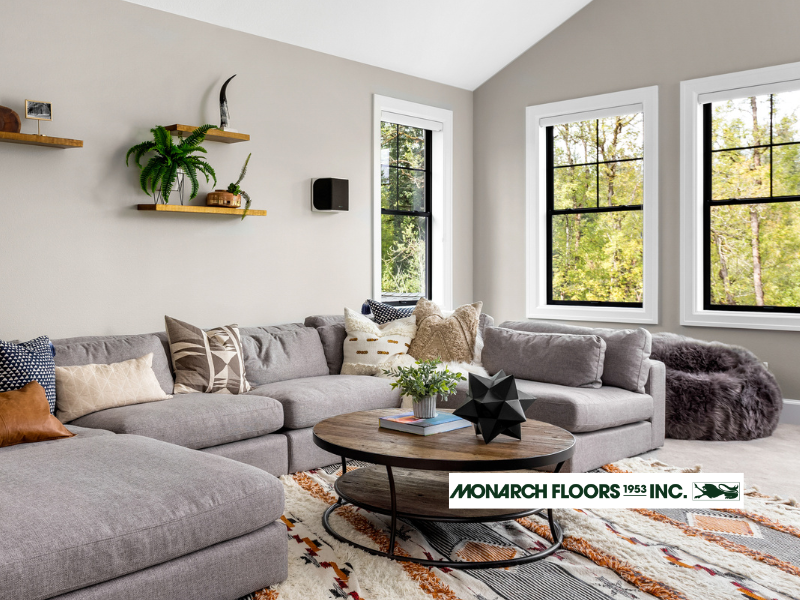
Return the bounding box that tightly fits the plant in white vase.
[382,359,465,419]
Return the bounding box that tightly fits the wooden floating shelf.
[137,204,266,216]
[0,131,83,148]
[164,124,249,144]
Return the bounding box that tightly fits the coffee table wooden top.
[313,408,575,471]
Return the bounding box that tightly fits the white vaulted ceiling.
[122,0,591,90]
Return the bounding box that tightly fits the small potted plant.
[207,153,253,219]
[383,359,465,419]
[125,124,217,204]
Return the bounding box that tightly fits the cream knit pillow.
[341,307,416,376]
[55,353,171,422]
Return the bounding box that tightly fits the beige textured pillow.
[55,353,171,422]
[341,307,416,376]
[408,298,483,363]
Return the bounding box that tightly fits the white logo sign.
[449,473,744,509]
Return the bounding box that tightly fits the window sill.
[527,304,658,325]
[681,308,800,331]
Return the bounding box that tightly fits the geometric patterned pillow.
[164,316,251,395]
[0,336,57,414]
[366,299,416,324]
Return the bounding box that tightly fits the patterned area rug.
[242,459,800,600]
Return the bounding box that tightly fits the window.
[526,87,659,324]
[681,61,800,330]
[373,96,453,309]
[379,123,432,304]
[546,113,644,307]
[703,93,800,313]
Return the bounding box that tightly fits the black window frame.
[380,123,433,306]
[702,100,800,313]
[545,122,644,308]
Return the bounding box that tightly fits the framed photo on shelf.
[25,100,52,121]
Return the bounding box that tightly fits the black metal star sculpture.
[454,370,535,443]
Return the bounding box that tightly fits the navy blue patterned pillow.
[366,299,417,325]
[0,337,57,414]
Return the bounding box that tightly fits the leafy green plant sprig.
[125,124,217,203]
[382,359,465,402]
[227,153,252,219]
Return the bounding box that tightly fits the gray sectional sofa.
[0,313,665,600]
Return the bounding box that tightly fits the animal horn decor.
[219,74,237,132]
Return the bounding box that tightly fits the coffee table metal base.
[322,459,565,570]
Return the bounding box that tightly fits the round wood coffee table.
[313,408,575,569]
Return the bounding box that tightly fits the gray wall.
[0,0,473,340]
[473,0,800,399]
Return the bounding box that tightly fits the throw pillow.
[164,316,251,394]
[55,353,172,423]
[498,321,651,393]
[482,327,607,388]
[341,307,416,376]
[0,381,74,447]
[407,298,483,363]
[366,299,416,324]
[0,336,57,414]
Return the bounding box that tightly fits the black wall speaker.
[311,178,349,212]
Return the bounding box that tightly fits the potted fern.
[125,125,217,204]
[383,359,465,419]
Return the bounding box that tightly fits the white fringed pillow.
[55,353,171,422]
[341,307,416,376]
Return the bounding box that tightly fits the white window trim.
[372,95,453,309]
[680,61,800,331]
[525,86,659,324]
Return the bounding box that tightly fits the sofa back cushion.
[52,334,174,395]
[499,321,651,393]
[315,323,347,374]
[304,315,346,329]
[241,325,329,385]
[483,327,606,388]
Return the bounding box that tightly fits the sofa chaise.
[0,426,286,600]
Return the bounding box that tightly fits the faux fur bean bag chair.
[651,333,782,441]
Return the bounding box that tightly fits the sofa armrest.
[645,360,666,448]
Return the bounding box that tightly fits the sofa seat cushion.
[248,375,401,429]
[69,393,283,449]
[445,379,653,434]
[0,434,283,600]
[514,379,654,433]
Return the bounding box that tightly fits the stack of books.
[379,412,471,436]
